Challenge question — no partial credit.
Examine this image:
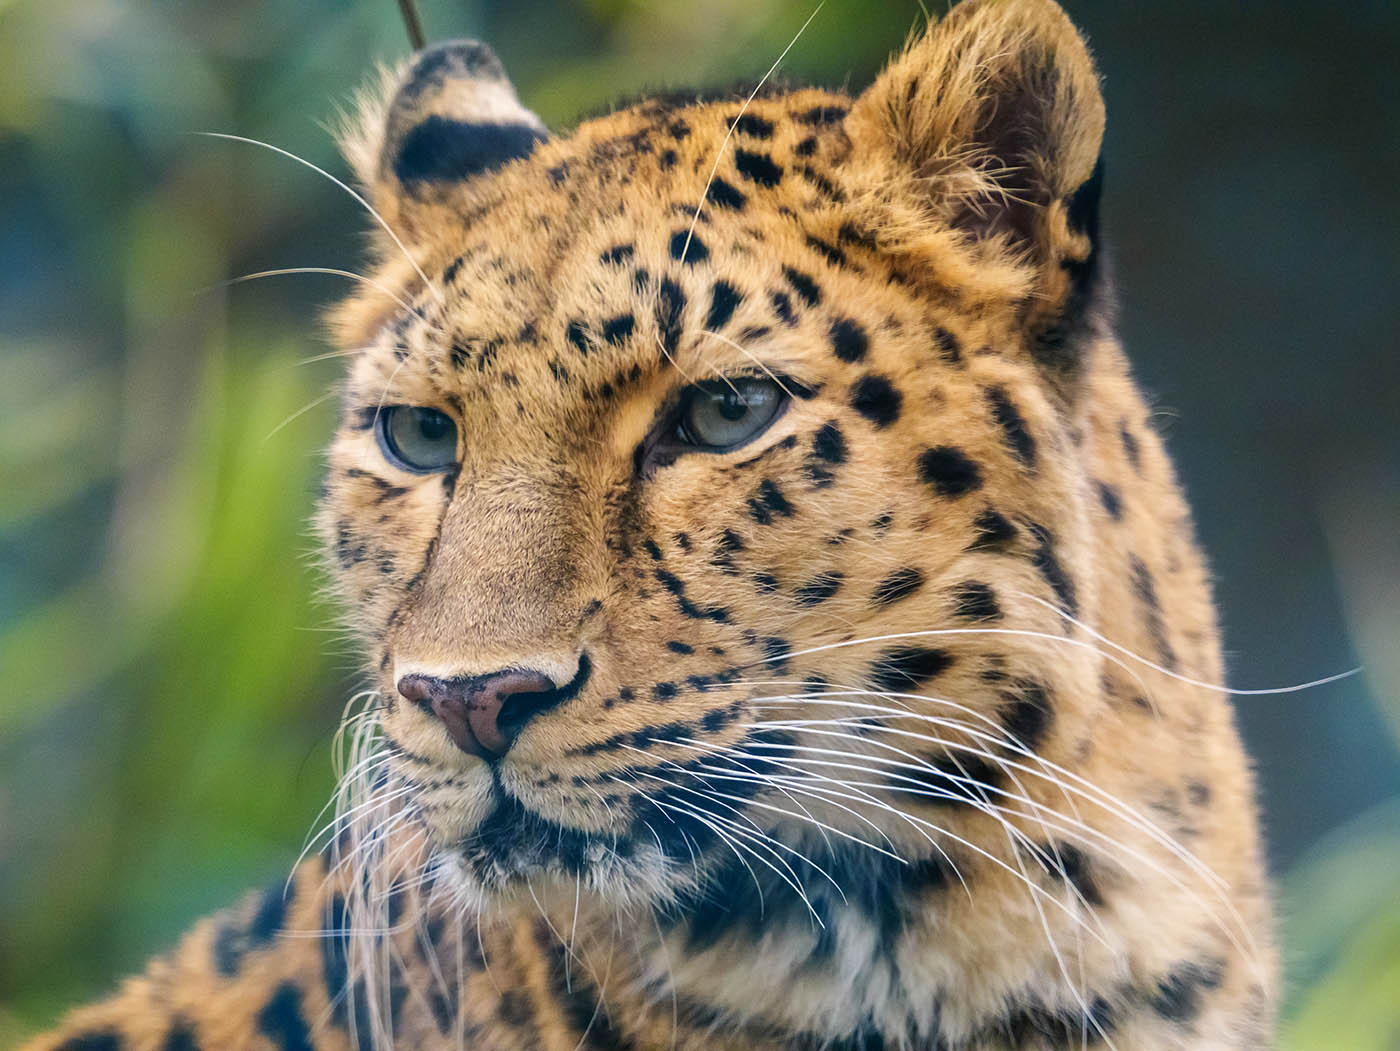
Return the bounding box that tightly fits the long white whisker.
[212,267,424,316]
[196,132,441,300]
[1014,590,1363,695]
[677,2,825,265]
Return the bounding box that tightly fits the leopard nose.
[396,669,557,758]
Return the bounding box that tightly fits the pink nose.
[396,669,556,758]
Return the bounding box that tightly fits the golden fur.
[31,1,1274,1048]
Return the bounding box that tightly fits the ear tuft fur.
[847,0,1107,380]
[339,40,547,201]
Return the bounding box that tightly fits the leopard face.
[317,4,1108,920]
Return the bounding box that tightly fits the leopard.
[29,1,1277,1048]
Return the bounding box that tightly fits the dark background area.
[1,0,1396,1044]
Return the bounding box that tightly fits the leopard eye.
[675,376,787,451]
[375,406,458,472]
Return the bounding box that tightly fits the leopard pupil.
[419,411,450,440]
[717,391,748,421]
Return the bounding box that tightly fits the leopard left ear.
[343,40,548,222]
[847,0,1106,377]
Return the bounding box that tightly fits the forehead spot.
[734,147,783,187]
[918,447,982,497]
[669,230,709,264]
[850,374,902,428]
[829,318,868,363]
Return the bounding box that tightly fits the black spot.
[498,990,534,1027]
[659,148,679,169]
[933,327,962,364]
[918,446,982,497]
[770,290,796,326]
[797,104,848,125]
[805,235,846,267]
[248,882,287,948]
[656,277,687,355]
[655,569,730,622]
[443,255,466,284]
[1027,521,1078,617]
[758,479,793,517]
[1096,480,1123,519]
[705,281,742,330]
[873,567,924,606]
[643,538,663,561]
[870,647,954,691]
[734,147,783,186]
[795,571,843,606]
[798,164,845,202]
[794,135,818,157]
[55,1034,122,1051]
[986,387,1036,468]
[951,581,1001,621]
[716,529,745,555]
[666,641,696,658]
[1151,960,1225,1023]
[319,890,350,1013]
[971,508,1017,550]
[730,112,775,138]
[705,176,747,210]
[600,243,634,265]
[669,230,708,264]
[1120,421,1141,470]
[850,374,902,427]
[653,681,678,700]
[565,318,591,355]
[1131,555,1178,670]
[256,983,313,1051]
[782,266,821,306]
[760,636,792,670]
[829,317,868,362]
[602,313,635,346]
[212,922,241,976]
[1002,682,1052,751]
[161,1019,199,1051]
[1039,843,1104,907]
[394,117,546,184]
[812,422,846,463]
[753,572,780,593]
[1186,780,1212,807]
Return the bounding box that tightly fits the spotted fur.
[31,2,1275,1048]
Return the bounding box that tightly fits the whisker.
[1014,590,1363,695]
[210,267,425,316]
[676,2,825,265]
[195,132,441,300]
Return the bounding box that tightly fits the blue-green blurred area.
[0,0,1396,1045]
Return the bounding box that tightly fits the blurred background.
[0,0,1395,1044]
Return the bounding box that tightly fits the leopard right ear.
[846,0,1106,381]
[342,40,548,227]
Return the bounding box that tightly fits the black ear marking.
[1034,155,1105,376]
[394,116,547,184]
[379,40,549,190]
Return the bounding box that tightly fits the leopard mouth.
[442,739,789,905]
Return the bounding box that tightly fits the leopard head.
[318,0,1107,922]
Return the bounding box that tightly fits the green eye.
[375,406,458,472]
[676,376,787,450]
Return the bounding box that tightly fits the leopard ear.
[847,0,1106,374]
[343,40,547,220]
